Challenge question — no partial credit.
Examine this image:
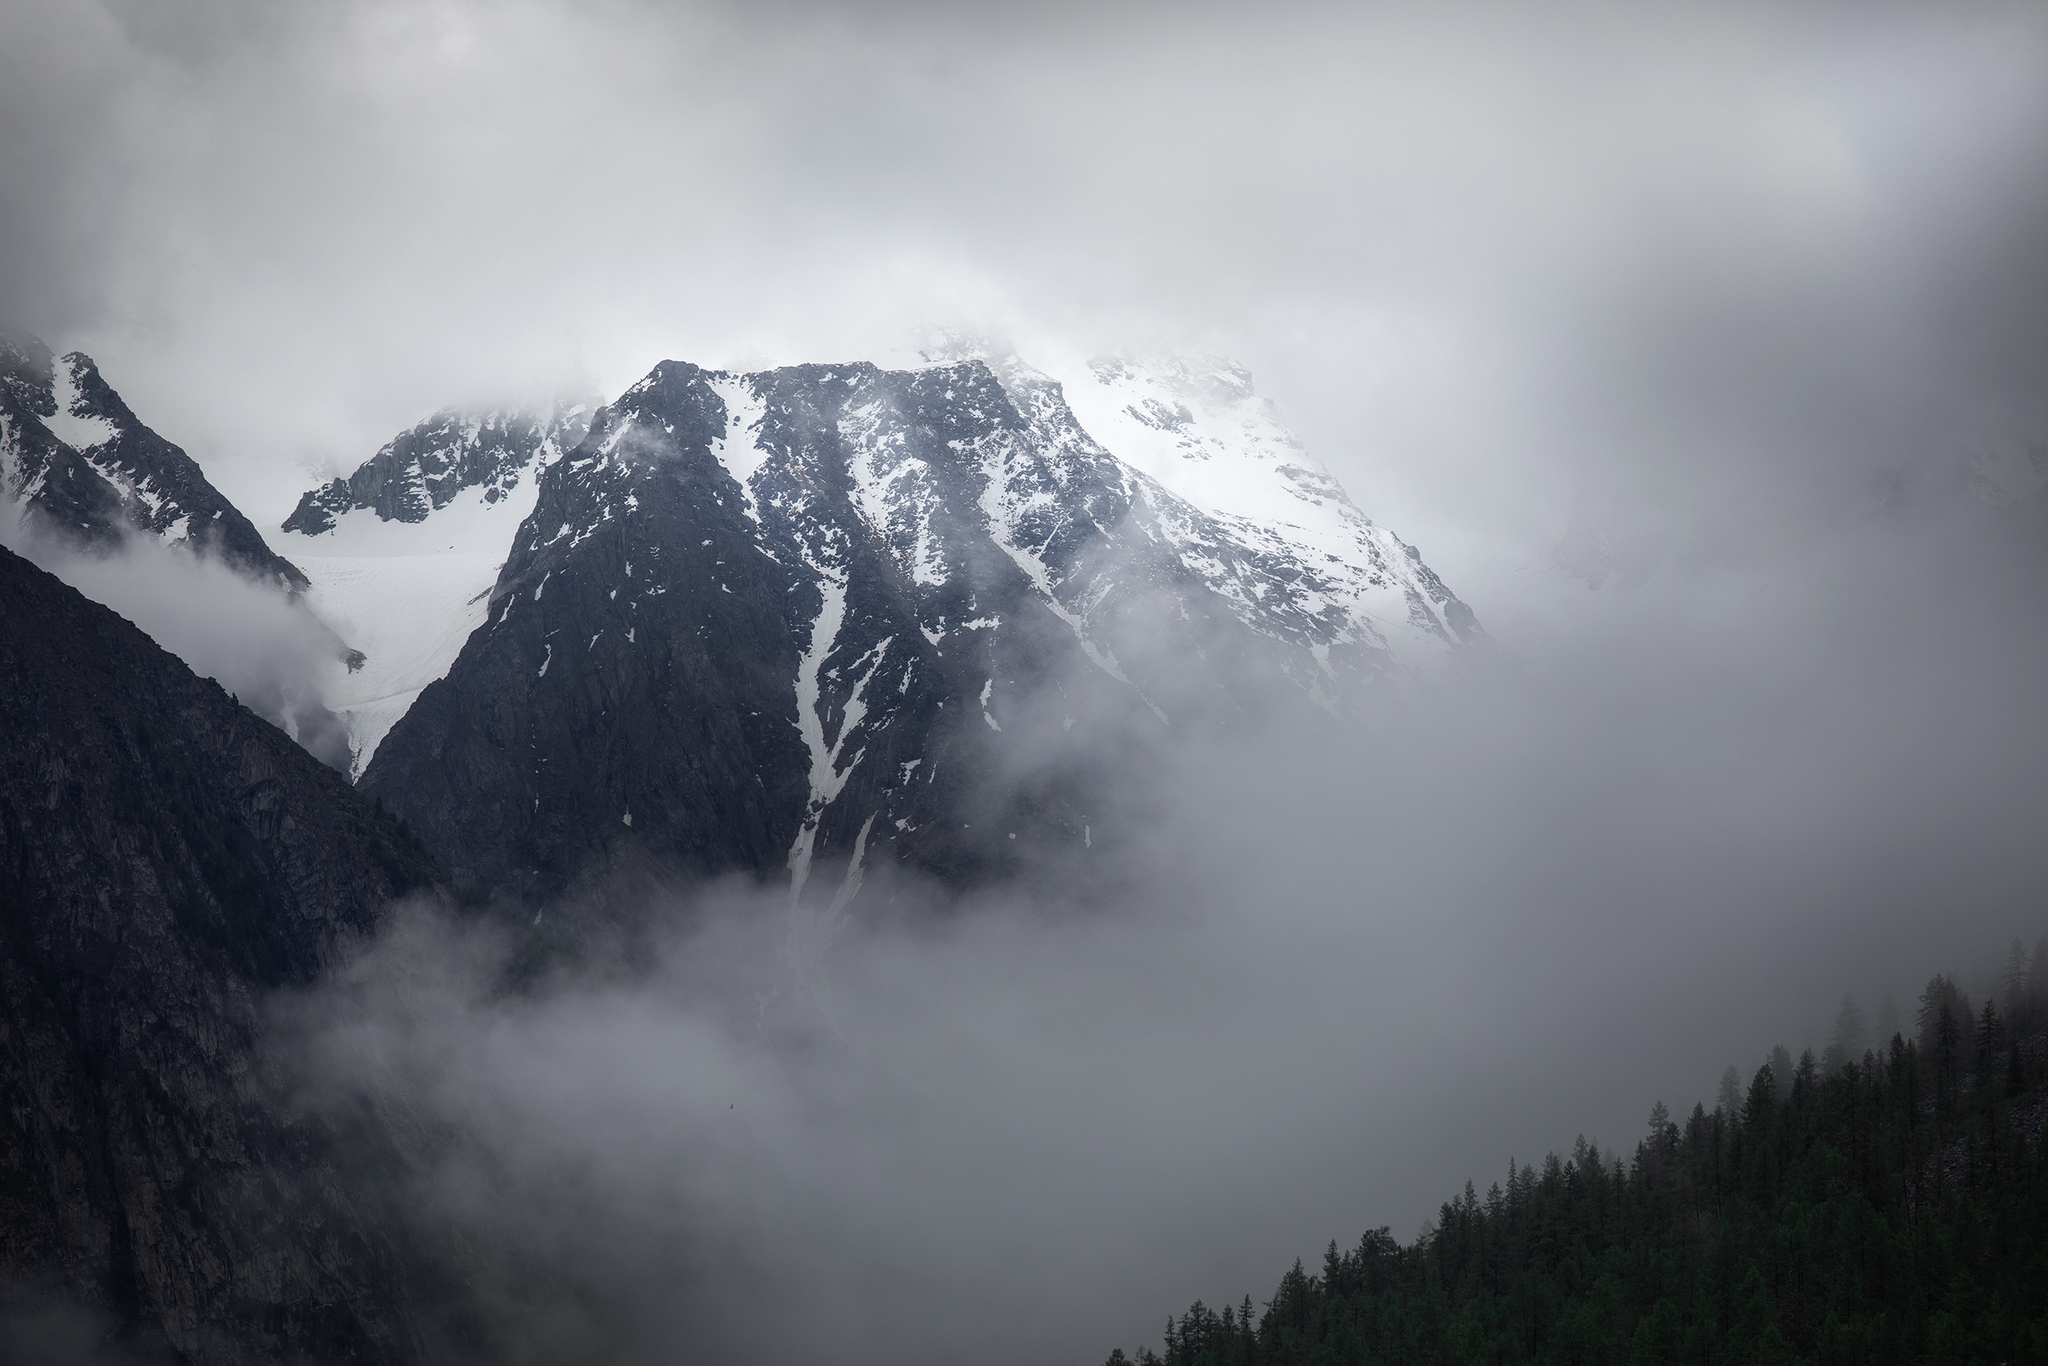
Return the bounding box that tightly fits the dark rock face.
[283,401,594,535]
[360,358,1344,905]
[1,337,309,595]
[0,544,444,1363]
[358,364,815,902]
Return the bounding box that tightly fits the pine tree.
[1769,1044,1795,1102]
[1936,1002,1961,1114]
[1919,973,1975,1102]
[1975,998,2004,1086]
[1917,973,1955,1053]
[1745,1062,1777,1128]
[1825,994,1868,1074]
[2030,936,2048,1021]
[2005,938,2030,1024]
[1717,1064,1743,1118]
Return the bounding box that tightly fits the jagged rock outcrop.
[0,544,445,1363]
[283,401,593,535]
[1,336,309,594]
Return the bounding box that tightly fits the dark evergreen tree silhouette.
[1101,935,2048,1366]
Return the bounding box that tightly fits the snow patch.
[286,549,504,780]
[786,573,857,905]
[705,375,771,521]
[45,357,117,450]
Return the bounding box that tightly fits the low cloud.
[274,481,2048,1365]
[1,506,353,766]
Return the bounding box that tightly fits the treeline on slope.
[1104,936,2048,1366]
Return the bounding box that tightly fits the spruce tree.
[1105,934,2048,1366]
[1717,1064,1743,1117]
[1825,993,1867,1074]
[1936,1002,1961,1115]
[1976,998,2004,1084]
[2006,938,2031,1028]
[1768,1044,1795,1101]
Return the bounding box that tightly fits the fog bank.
[0,507,352,764]
[277,482,2048,1365]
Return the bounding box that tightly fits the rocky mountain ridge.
[283,399,594,535]
[1,335,310,594]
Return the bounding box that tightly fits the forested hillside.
[1105,939,2048,1366]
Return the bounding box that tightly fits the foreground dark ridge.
[1105,944,2048,1366]
[0,544,445,1363]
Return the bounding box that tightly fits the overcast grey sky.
[8,5,2048,1360]
[6,0,2047,612]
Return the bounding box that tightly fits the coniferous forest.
[1104,938,2048,1366]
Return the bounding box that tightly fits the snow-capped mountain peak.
[1066,353,1346,529]
[914,340,1484,702]
[276,396,599,778]
[1,335,311,594]
[284,399,595,535]
[356,349,1487,903]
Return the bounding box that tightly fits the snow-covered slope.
[277,402,593,777]
[43,353,119,452]
[1039,351,1482,693]
[920,342,1484,712]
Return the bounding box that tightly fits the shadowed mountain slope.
[0,544,445,1363]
